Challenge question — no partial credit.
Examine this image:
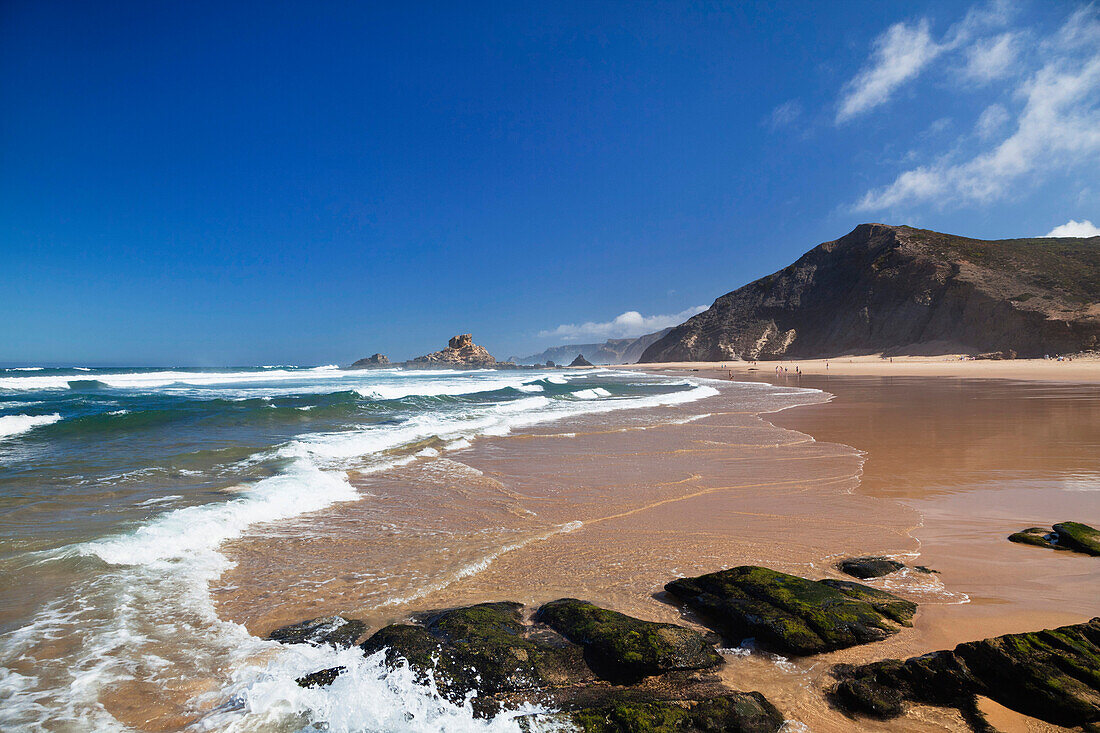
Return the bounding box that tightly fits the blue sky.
[3,0,1098,365]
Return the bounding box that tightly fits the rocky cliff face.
[640,224,1100,362]
[412,334,497,367]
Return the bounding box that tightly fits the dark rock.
[1052,521,1100,556]
[349,353,390,368]
[567,692,785,733]
[1008,526,1063,549]
[664,566,915,656]
[359,601,587,711]
[534,598,722,683]
[296,666,346,688]
[837,556,905,579]
[1009,521,1100,555]
[830,617,1100,729]
[569,354,595,367]
[639,223,1100,362]
[913,565,939,574]
[268,615,368,648]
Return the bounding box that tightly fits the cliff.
[640,224,1100,362]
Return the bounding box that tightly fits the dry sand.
[621,353,1100,382]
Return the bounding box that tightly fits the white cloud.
[837,19,943,123]
[768,99,803,130]
[539,306,707,342]
[964,32,1020,82]
[975,103,1010,139]
[855,6,1100,212]
[1045,219,1100,237]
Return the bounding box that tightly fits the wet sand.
[212,370,1100,732]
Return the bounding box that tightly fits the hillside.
[512,329,672,365]
[640,224,1100,362]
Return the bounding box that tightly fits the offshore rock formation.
[830,617,1100,729]
[348,353,390,368]
[411,334,497,367]
[641,224,1100,361]
[569,354,595,367]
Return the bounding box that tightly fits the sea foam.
[0,413,61,441]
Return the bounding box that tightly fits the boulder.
[534,598,722,683]
[830,617,1100,729]
[1053,521,1100,556]
[358,601,587,711]
[664,566,915,656]
[411,334,497,367]
[1009,521,1100,556]
[837,556,905,579]
[267,615,367,648]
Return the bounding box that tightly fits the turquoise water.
[0,365,719,730]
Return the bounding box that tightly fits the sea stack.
[569,354,595,367]
[411,334,497,368]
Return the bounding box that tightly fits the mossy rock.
[830,617,1100,729]
[837,556,905,579]
[268,615,368,648]
[1009,521,1100,555]
[665,566,915,656]
[819,579,916,626]
[535,599,722,683]
[1052,521,1100,556]
[568,692,785,733]
[359,601,586,711]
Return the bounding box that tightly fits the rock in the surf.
[830,617,1100,729]
[837,556,905,579]
[359,601,588,711]
[268,615,368,648]
[349,353,390,368]
[296,666,346,688]
[664,566,915,656]
[534,598,722,683]
[1009,521,1100,556]
[565,692,785,733]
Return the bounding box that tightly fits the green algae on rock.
[830,617,1100,729]
[358,601,587,711]
[534,598,722,683]
[565,692,785,733]
[664,566,915,656]
[1009,521,1100,556]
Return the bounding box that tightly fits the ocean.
[0,365,733,731]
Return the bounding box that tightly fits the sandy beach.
[207,361,1100,731]
[625,354,1100,383]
